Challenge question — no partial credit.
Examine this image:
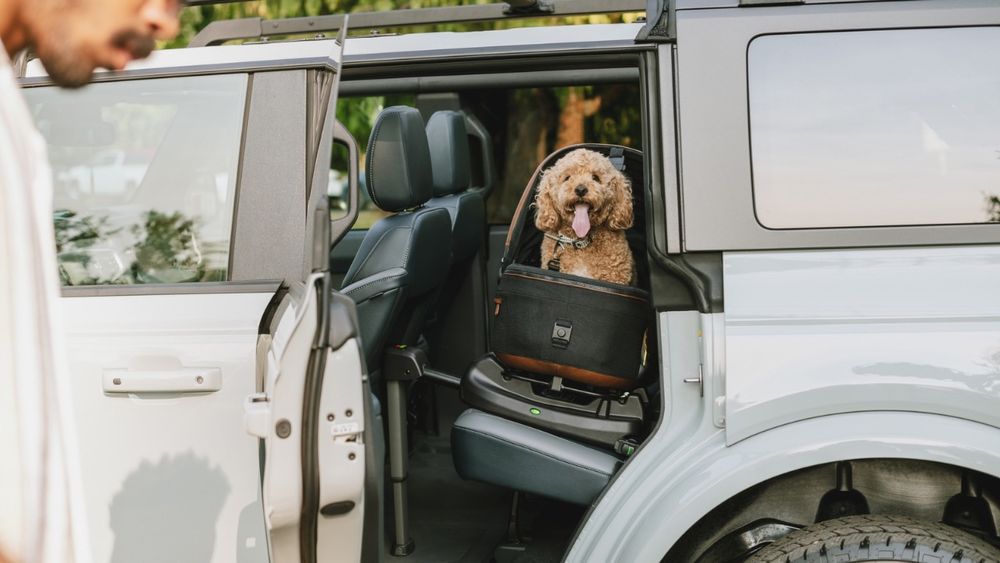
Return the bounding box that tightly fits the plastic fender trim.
[565,411,1000,563]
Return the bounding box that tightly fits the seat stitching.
[456,426,615,479]
[343,272,406,297]
[367,110,390,209]
[349,225,405,283]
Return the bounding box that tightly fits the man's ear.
[607,172,634,231]
[534,170,561,232]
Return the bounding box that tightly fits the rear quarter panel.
[724,246,1000,443]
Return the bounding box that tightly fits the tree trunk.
[491,88,556,223]
[555,87,602,149]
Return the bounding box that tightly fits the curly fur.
[534,148,635,285]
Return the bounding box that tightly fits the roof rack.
[188,0,650,48]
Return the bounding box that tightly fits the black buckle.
[614,437,639,457]
[551,319,572,349]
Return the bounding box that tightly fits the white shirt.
[0,43,90,563]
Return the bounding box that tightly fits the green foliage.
[987,194,1000,223]
[54,210,225,286]
[164,1,641,49]
[130,211,216,284]
[53,210,121,284]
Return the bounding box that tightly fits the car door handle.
[102,367,222,394]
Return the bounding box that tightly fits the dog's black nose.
[575,185,588,197]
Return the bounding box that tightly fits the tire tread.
[749,515,1000,563]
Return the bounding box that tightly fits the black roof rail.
[188,0,647,48]
[635,0,673,43]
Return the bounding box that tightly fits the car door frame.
[23,38,369,563]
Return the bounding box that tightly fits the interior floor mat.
[386,386,588,563]
[385,431,510,563]
[494,494,587,563]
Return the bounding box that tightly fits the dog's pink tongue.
[572,203,591,238]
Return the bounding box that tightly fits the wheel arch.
[565,411,1000,563]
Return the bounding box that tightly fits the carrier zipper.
[494,297,502,316]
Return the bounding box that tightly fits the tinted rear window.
[748,28,1000,229]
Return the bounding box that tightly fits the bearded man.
[0,2,182,562]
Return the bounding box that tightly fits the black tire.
[748,515,1000,563]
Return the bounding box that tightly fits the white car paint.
[724,245,1000,443]
[59,290,276,563]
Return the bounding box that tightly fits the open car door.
[245,24,371,563]
[24,24,368,563]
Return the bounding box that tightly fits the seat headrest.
[425,111,472,197]
[365,106,433,212]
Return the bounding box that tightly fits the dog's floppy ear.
[607,171,634,231]
[534,169,561,232]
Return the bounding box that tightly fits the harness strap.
[608,146,626,172]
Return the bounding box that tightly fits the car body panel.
[675,0,1000,252]
[342,23,644,63]
[567,316,1000,563]
[23,39,342,82]
[27,30,366,562]
[724,246,1000,444]
[60,291,275,563]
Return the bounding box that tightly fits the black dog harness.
[544,232,591,272]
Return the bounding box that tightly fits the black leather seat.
[340,106,452,376]
[452,409,621,505]
[422,111,487,368]
[424,110,485,267]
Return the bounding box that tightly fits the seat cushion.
[451,409,621,505]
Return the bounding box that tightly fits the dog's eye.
[563,175,571,182]
[592,174,601,183]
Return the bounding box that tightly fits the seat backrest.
[424,110,485,265]
[341,106,452,373]
[422,111,488,369]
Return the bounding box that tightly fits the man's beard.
[38,29,155,89]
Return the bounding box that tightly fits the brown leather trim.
[505,272,648,303]
[503,157,551,254]
[496,353,636,390]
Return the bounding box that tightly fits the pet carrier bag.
[459,144,652,447]
[491,144,651,390]
[492,264,649,389]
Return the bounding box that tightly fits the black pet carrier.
[460,144,652,448]
[492,144,651,389]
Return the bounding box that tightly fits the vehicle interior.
[317,16,659,562]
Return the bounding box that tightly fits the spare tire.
[748,514,1000,563]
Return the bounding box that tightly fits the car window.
[748,27,1000,229]
[26,74,248,286]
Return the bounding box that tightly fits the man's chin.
[41,59,96,89]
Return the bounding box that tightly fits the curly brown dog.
[534,148,634,285]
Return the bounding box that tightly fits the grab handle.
[103,367,222,394]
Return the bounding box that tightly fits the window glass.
[26,74,248,285]
[749,28,1000,229]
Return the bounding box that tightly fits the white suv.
[18,1,1000,562]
